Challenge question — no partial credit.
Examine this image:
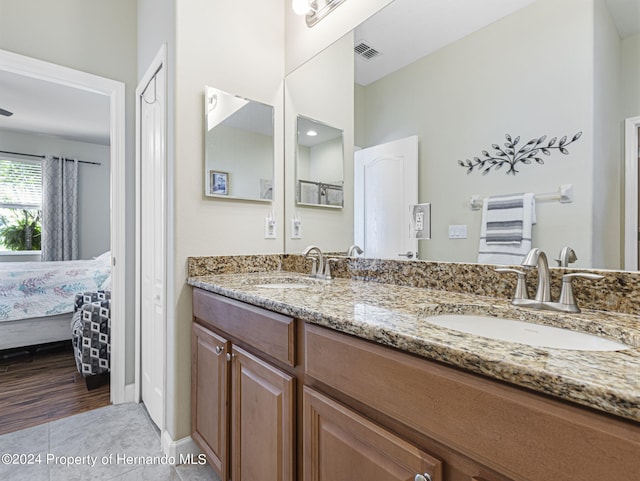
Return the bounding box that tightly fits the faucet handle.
[309,257,318,277]
[558,273,604,312]
[323,257,340,280]
[495,268,529,300]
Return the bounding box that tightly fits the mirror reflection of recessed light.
[307,130,317,137]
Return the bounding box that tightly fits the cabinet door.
[303,387,443,481]
[230,345,294,481]
[192,323,229,480]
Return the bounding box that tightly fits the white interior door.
[139,64,166,429]
[354,136,419,259]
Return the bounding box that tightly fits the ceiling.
[355,0,640,86]
[0,69,110,146]
[0,0,637,143]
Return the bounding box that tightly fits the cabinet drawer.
[193,288,295,366]
[303,386,442,481]
[305,324,640,481]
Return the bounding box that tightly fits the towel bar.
[470,184,573,210]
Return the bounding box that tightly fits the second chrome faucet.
[497,247,603,313]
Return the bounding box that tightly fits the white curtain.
[41,155,79,261]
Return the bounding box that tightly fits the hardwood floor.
[0,341,110,436]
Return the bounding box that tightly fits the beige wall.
[593,0,623,269]
[0,0,138,380]
[622,32,640,119]
[356,0,599,266]
[171,0,284,441]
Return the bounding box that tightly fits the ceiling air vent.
[354,41,381,61]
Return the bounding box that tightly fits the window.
[0,158,42,251]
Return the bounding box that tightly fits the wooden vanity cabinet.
[303,386,443,481]
[304,324,640,481]
[192,289,296,481]
[191,322,229,479]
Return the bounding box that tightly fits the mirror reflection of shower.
[295,115,344,208]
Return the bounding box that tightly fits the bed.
[0,252,111,351]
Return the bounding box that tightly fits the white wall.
[356,0,596,266]
[0,0,137,382]
[285,32,354,253]
[0,130,111,260]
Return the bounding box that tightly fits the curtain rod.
[0,150,101,166]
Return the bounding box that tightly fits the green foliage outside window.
[0,209,41,251]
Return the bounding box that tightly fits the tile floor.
[0,403,221,481]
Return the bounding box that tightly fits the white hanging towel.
[477,192,536,265]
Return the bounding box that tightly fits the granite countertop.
[187,271,640,424]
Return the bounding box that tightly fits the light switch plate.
[449,224,467,239]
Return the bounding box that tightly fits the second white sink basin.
[425,314,631,351]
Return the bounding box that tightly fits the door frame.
[624,115,640,270]
[0,49,127,403]
[135,44,168,428]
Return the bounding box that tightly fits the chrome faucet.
[521,247,551,302]
[555,246,577,267]
[497,247,603,313]
[302,245,324,279]
[347,244,363,256]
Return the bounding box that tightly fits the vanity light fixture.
[292,0,347,27]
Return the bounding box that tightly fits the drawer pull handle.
[215,346,223,355]
[415,474,432,481]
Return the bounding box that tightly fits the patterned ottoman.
[71,290,111,390]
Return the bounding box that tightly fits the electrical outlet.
[265,216,277,239]
[410,203,431,240]
[291,218,302,239]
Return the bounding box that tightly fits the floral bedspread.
[0,254,111,322]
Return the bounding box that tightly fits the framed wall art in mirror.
[204,86,274,202]
[296,115,344,208]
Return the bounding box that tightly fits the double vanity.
[187,253,640,481]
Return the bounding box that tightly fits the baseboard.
[161,431,202,465]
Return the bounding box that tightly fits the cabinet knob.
[415,474,432,481]
[215,346,223,355]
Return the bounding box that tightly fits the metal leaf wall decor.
[458,131,582,175]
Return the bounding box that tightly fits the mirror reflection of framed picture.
[210,170,229,195]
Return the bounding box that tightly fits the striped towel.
[477,193,536,265]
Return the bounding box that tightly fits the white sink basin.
[254,283,311,289]
[425,314,631,351]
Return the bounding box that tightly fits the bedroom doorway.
[0,49,127,404]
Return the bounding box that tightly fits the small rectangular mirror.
[205,86,274,202]
[296,115,344,208]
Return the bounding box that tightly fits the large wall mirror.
[296,115,344,208]
[205,86,274,202]
[284,0,640,270]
